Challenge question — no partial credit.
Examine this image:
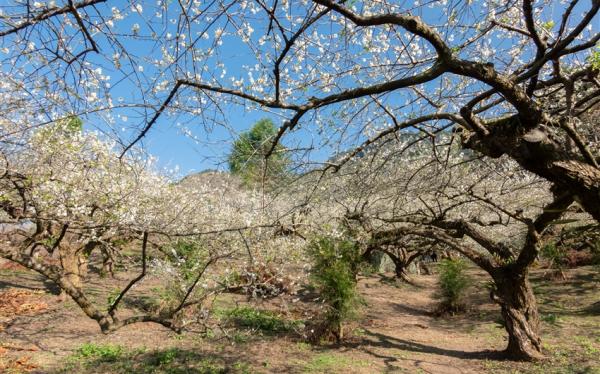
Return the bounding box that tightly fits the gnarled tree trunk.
[383,248,422,282]
[492,269,543,361]
[391,256,412,282]
[58,245,83,300]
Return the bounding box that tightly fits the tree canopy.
[228,118,290,184]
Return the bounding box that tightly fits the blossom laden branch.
[0,0,107,38]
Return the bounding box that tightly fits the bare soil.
[0,263,598,373]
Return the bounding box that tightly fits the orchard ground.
[1,259,598,374]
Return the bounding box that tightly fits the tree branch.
[0,0,106,38]
[108,232,148,315]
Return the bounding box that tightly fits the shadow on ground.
[45,347,262,374]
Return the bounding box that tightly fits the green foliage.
[542,20,555,30]
[437,258,470,313]
[541,242,567,270]
[152,239,210,315]
[589,46,600,70]
[152,348,180,366]
[166,239,208,283]
[106,288,121,310]
[64,116,84,132]
[74,343,124,362]
[306,236,363,341]
[37,115,83,140]
[40,236,58,248]
[227,118,289,184]
[221,306,299,334]
[63,344,248,373]
[541,313,562,325]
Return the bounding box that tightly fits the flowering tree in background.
[1,0,597,209]
[0,118,303,332]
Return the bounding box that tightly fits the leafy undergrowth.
[58,343,370,374]
[219,306,303,335]
[1,266,599,373]
[56,344,252,374]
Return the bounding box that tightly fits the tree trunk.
[58,246,82,301]
[393,260,412,282]
[390,251,425,283]
[101,254,114,277]
[492,269,544,361]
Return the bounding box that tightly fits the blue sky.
[6,0,594,177]
[72,1,335,176]
[91,0,596,177]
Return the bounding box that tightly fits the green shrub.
[306,236,363,342]
[541,242,567,270]
[437,257,469,314]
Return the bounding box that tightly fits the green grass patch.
[59,344,251,373]
[73,343,125,362]
[574,336,600,357]
[220,306,301,334]
[302,353,367,373]
[541,313,562,325]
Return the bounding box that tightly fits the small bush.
[306,236,363,343]
[437,257,469,315]
[152,239,211,318]
[541,242,567,267]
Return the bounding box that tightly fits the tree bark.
[388,249,424,282]
[492,268,544,361]
[462,115,600,222]
[393,259,412,282]
[58,246,82,300]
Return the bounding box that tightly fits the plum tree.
[1,0,598,361]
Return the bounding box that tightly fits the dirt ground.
[0,262,599,373]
